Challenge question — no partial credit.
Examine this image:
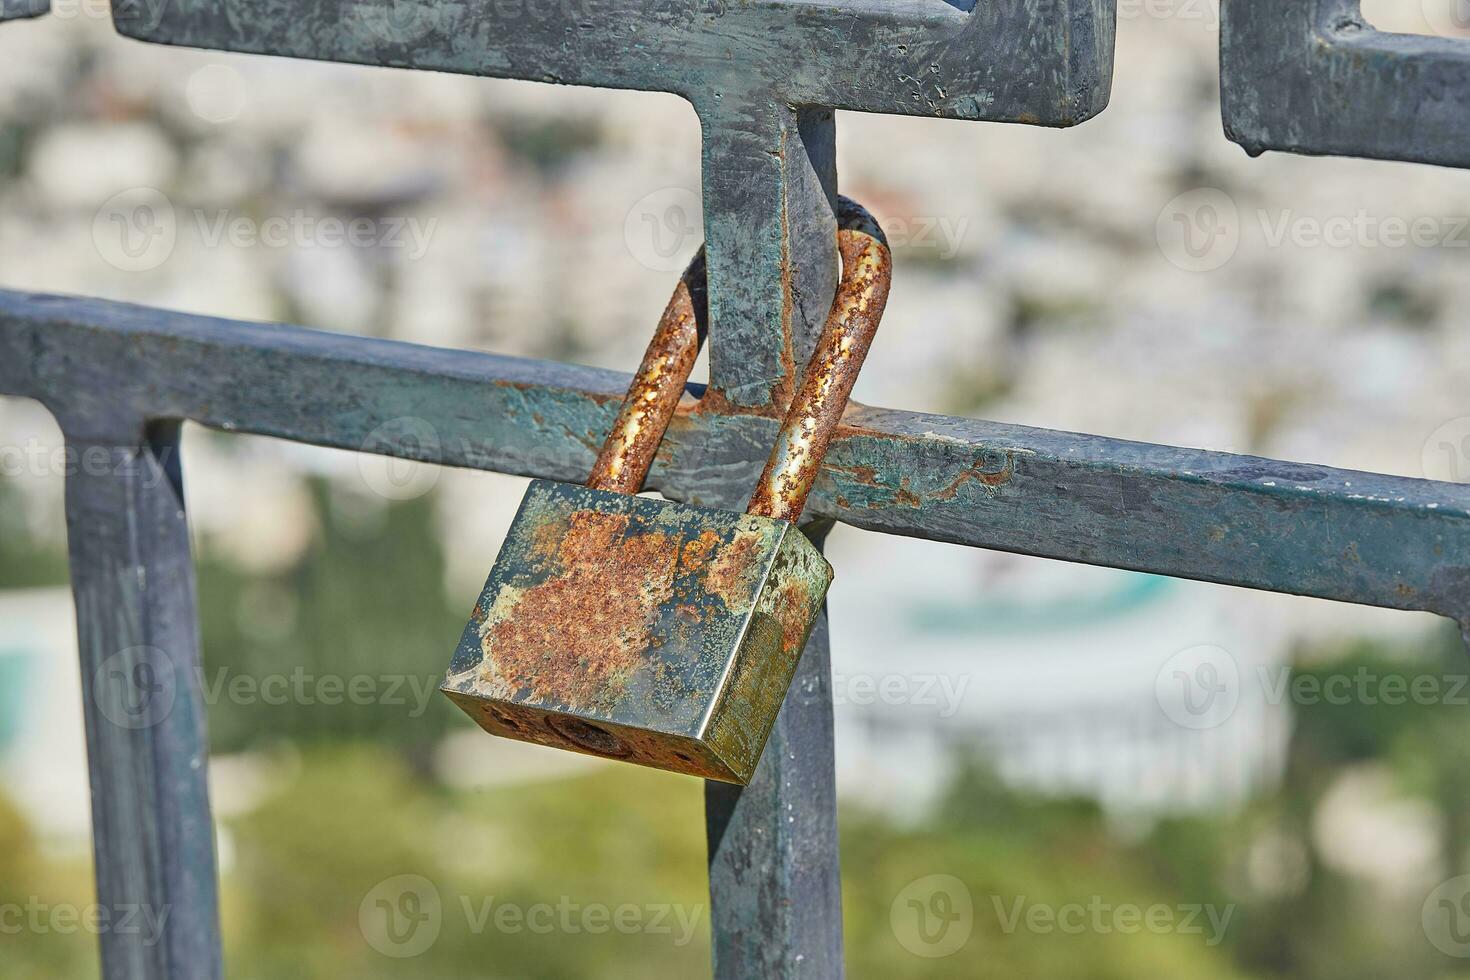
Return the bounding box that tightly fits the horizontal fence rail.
[0,0,47,19]
[112,0,1114,127]
[3,289,1467,630]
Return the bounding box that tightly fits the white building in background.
[825,532,1302,820]
[0,588,92,846]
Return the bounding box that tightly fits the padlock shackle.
[747,198,892,523]
[585,198,890,513]
[586,252,708,495]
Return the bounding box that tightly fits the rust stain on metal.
[747,201,893,522]
[704,526,765,610]
[931,451,1017,499]
[823,446,1014,509]
[476,509,681,711]
[680,528,721,572]
[894,485,923,508]
[767,573,819,655]
[771,153,798,414]
[692,386,783,420]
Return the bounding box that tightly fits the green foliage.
[223,747,713,980]
[0,477,67,588]
[195,477,468,754]
[490,116,605,178]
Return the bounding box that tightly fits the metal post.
[699,101,840,409]
[696,94,844,978]
[63,421,222,980]
[706,521,843,980]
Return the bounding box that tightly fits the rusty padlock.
[441,198,891,784]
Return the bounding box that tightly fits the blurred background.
[2,1,1470,977]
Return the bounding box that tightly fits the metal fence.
[1,0,1468,977]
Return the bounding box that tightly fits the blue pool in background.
[0,649,33,751]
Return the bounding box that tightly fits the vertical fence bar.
[698,101,840,409]
[63,421,222,980]
[706,533,844,979]
[696,94,845,979]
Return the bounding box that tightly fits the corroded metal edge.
[442,686,744,782]
[439,480,828,784]
[442,481,780,730]
[702,524,832,783]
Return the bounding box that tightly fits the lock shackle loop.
[747,197,892,523]
[585,196,889,513]
[586,251,709,495]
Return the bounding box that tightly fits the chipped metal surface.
[441,481,830,784]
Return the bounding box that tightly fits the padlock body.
[441,480,832,784]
